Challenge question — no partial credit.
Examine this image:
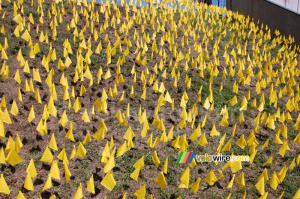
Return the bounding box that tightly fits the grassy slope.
[0,0,299,198]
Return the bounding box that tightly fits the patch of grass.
[25,9,39,18]
[282,167,300,199]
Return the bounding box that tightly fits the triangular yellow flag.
[28,105,35,123]
[42,175,52,191]
[26,159,37,178]
[101,171,116,191]
[73,183,83,199]
[16,191,26,199]
[255,177,265,195]
[189,177,201,193]
[40,146,53,163]
[49,133,58,151]
[154,172,167,190]
[134,184,146,199]
[76,142,86,158]
[5,149,23,166]
[205,170,218,186]
[0,174,10,194]
[178,166,190,188]
[87,175,95,194]
[24,173,34,191]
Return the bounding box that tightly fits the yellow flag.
[152,151,160,168]
[49,133,58,151]
[83,130,92,144]
[0,174,10,194]
[27,106,35,123]
[130,168,141,181]
[116,141,127,157]
[178,166,190,188]
[255,177,265,195]
[49,161,60,180]
[24,173,34,191]
[134,184,146,199]
[237,171,245,190]
[6,149,23,166]
[73,183,83,199]
[189,177,201,193]
[64,163,71,183]
[225,174,235,189]
[163,157,168,174]
[270,171,280,190]
[26,159,37,178]
[76,142,86,158]
[40,146,53,163]
[42,175,52,191]
[104,156,115,173]
[87,175,95,194]
[154,172,167,190]
[0,147,6,164]
[293,188,300,199]
[16,191,26,199]
[205,170,218,186]
[14,69,21,84]
[101,171,116,191]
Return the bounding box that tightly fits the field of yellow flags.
[0,0,300,198]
